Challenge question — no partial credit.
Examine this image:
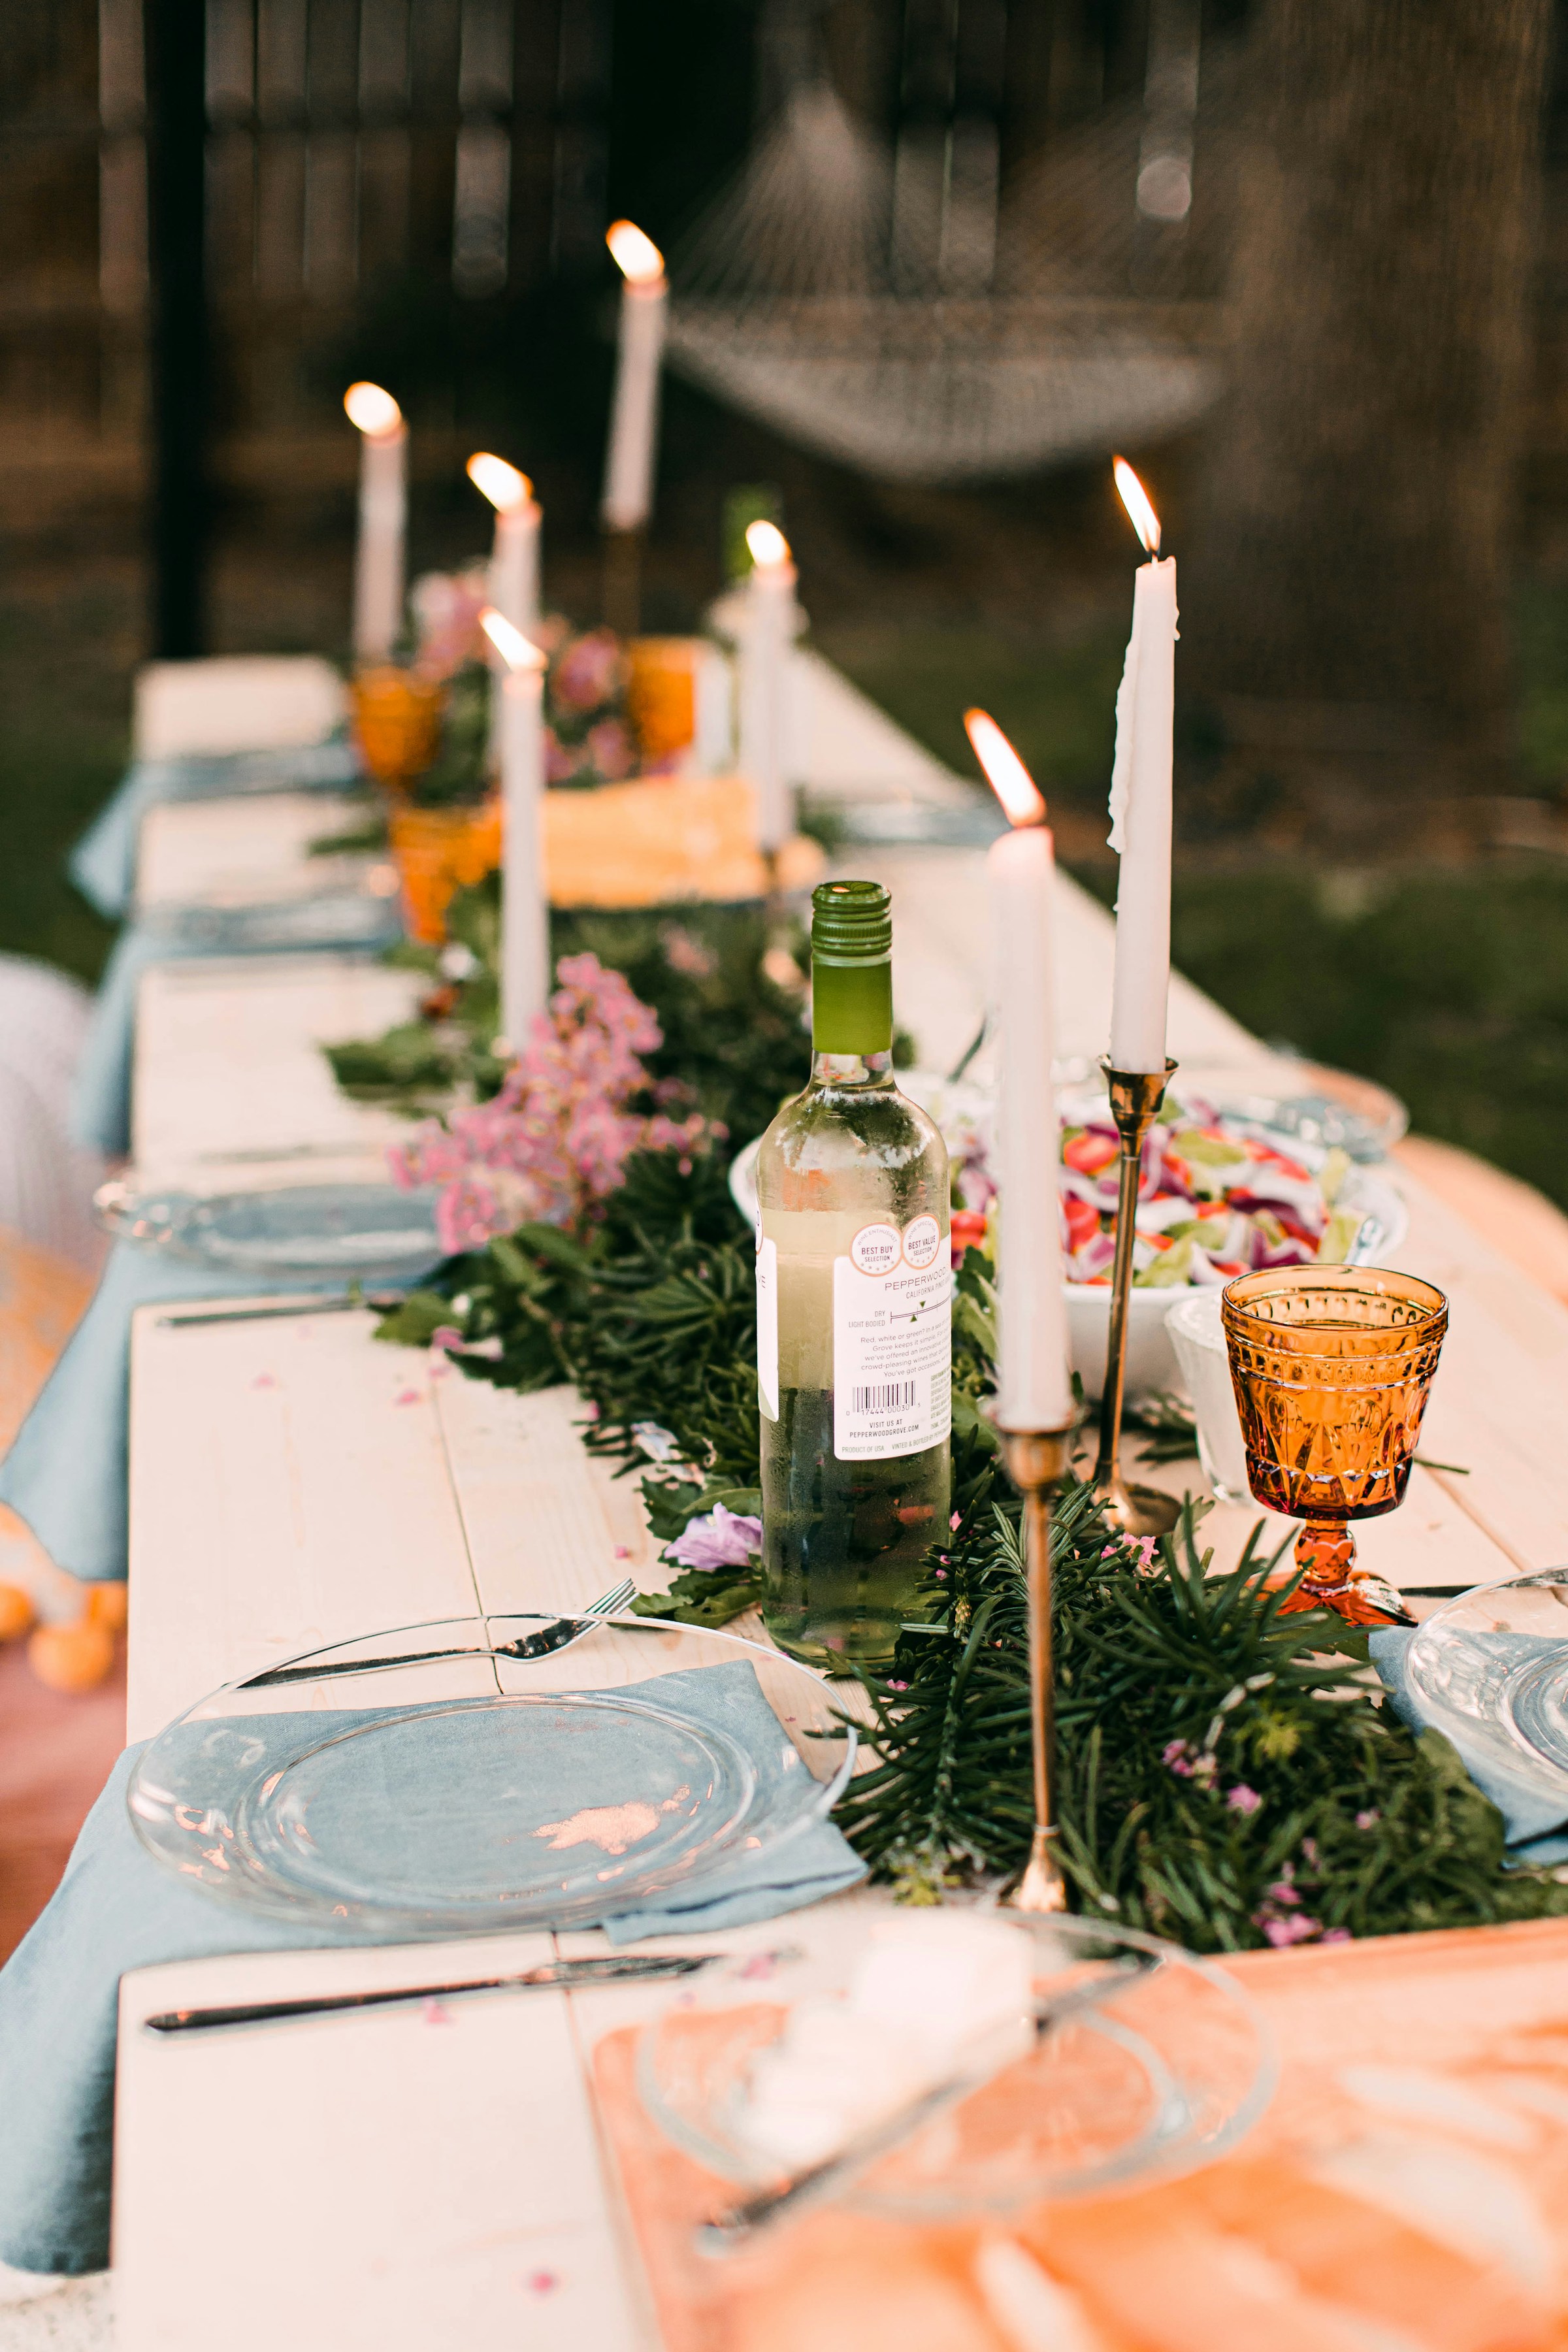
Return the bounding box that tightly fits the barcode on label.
[852,1381,917,1414]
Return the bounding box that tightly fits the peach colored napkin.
[595,1916,1568,2352]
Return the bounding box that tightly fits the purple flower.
[1226,1784,1262,1814]
[665,1505,763,1573]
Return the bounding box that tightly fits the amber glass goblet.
[350,665,447,793]
[1220,1266,1448,1628]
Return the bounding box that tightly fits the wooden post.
[142,0,208,658]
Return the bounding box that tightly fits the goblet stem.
[1267,1516,1414,1629]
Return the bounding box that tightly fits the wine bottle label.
[756,1234,779,1422]
[832,1222,952,1462]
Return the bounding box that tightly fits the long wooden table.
[103,661,1568,2346]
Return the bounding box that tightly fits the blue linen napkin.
[71,741,364,923]
[0,1237,436,1584]
[1371,1625,1568,1864]
[0,1661,865,2276]
[70,897,405,1159]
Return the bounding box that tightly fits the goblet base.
[1264,1520,1414,1629]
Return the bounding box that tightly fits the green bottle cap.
[811,879,892,1053]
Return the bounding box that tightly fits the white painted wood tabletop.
[97,659,1568,2350]
[131,952,425,1192]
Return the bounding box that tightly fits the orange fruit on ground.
[29,1618,115,1693]
[84,1582,129,1633]
[0,1582,35,1641]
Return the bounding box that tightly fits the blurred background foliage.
[5,0,1568,1197]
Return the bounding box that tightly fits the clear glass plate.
[127,1614,857,1936]
[1405,1571,1568,1800]
[638,1914,1273,2215]
[95,1180,443,1279]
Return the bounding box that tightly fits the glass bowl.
[637,1911,1273,2216]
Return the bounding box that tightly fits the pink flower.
[586,717,634,778]
[387,952,719,1248]
[666,1505,763,1571]
[410,566,488,678]
[662,926,715,978]
[429,1325,464,1352]
[949,1512,962,1532]
[1260,1912,1322,1948]
[1355,1809,1379,1830]
[1265,1878,1301,1906]
[551,628,624,714]
[544,728,585,785]
[1163,1740,1196,1778]
[434,1173,508,1255]
[1226,1784,1262,1814]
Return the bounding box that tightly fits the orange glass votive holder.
[351,666,448,792]
[389,800,502,945]
[1220,1264,1448,1626]
[626,638,698,767]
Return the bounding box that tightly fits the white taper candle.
[602,221,668,534]
[740,521,797,853]
[482,609,549,1051]
[990,821,1075,1430]
[345,383,406,662]
[1106,465,1177,1075]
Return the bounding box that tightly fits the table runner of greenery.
[343,900,1568,1950]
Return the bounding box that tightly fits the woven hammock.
[666,29,1237,486]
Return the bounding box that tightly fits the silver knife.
[142,1950,722,2034]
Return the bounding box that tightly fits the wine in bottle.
[757,879,951,1669]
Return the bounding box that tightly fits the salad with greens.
[945,1090,1366,1287]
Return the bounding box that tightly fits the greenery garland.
[361,904,1568,1947]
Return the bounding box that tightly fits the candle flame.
[965,709,1046,827]
[481,608,546,672]
[1112,456,1160,555]
[466,452,532,512]
[745,519,791,569]
[344,381,402,438]
[606,220,664,285]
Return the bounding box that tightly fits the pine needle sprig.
[840,1488,1568,1947]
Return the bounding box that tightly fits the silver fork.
[237,1576,639,1689]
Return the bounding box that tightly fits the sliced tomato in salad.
[1063,1130,1119,1175]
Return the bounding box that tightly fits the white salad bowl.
[728,1075,1407,1409]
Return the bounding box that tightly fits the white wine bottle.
[756,879,951,1669]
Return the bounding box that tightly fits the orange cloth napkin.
[593,1916,1568,2351]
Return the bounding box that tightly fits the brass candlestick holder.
[1092,1058,1181,1538]
[999,1424,1074,1914]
